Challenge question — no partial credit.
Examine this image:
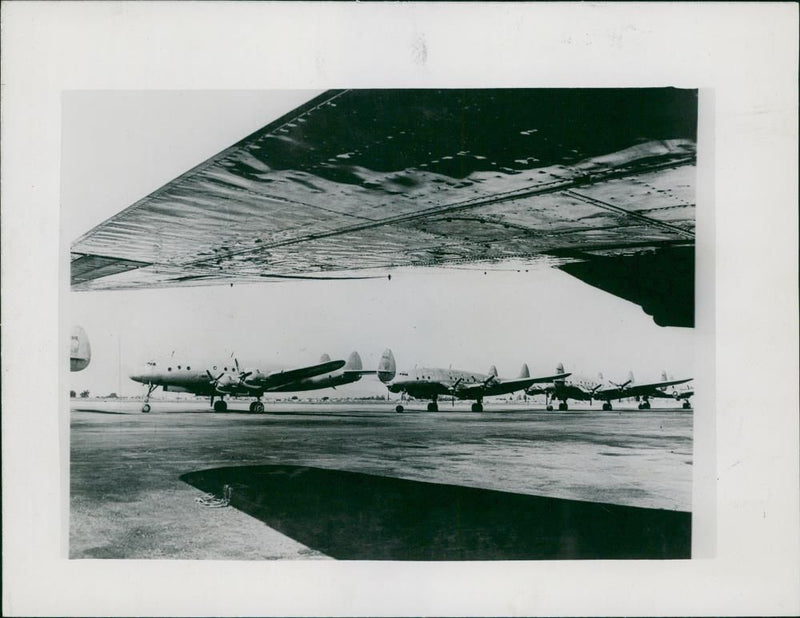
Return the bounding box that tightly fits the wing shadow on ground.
[180,465,690,560]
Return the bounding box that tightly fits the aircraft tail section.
[345,351,363,371]
[628,371,635,386]
[518,363,530,379]
[556,362,565,375]
[488,365,498,378]
[70,325,91,371]
[319,353,331,363]
[377,349,396,383]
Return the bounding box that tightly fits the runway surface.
[69,401,692,560]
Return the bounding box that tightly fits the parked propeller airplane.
[129,351,374,413]
[527,363,692,411]
[377,349,570,413]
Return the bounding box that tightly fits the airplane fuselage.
[388,367,509,400]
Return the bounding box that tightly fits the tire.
[546,405,553,411]
[141,404,151,413]
[214,400,227,413]
[253,402,264,413]
[427,402,438,412]
[395,405,404,413]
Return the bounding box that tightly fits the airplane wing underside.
[71,89,697,326]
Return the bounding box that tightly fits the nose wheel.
[141,383,158,413]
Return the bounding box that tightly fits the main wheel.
[642,401,651,410]
[395,404,404,413]
[602,402,612,411]
[546,405,553,411]
[471,402,483,412]
[558,402,568,411]
[141,403,151,413]
[253,401,264,413]
[214,400,227,413]
[426,402,438,412]
[248,401,257,412]
[683,401,691,409]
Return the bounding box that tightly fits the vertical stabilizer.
[377,349,396,383]
[70,325,91,371]
[319,353,331,363]
[518,363,530,379]
[556,362,565,375]
[488,365,498,377]
[345,351,363,371]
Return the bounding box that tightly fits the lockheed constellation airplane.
[527,363,692,410]
[129,351,374,413]
[377,349,570,413]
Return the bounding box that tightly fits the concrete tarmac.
[70,401,692,560]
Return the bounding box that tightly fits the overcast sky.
[65,91,695,397]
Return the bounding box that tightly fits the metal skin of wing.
[71,89,697,326]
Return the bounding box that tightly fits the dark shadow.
[555,245,695,328]
[180,465,691,560]
[71,408,133,415]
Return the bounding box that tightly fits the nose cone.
[129,365,152,384]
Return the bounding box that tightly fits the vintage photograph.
[67,88,697,561]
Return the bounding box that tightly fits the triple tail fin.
[488,365,498,378]
[319,353,331,363]
[518,363,530,379]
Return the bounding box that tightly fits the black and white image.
[67,89,697,561]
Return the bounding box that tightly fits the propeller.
[449,377,465,395]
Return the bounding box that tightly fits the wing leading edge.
[71,89,697,326]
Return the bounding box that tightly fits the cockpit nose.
[129,361,156,384]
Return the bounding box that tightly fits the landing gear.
[558,401,569,411]
[471,402,484,412]
[602,402,612,411]
[426,402,439,412]
[638,401,651,410]
[249,401,264,413]
[395,404,404,413]
[546,405,553,411]
[682,401,691,409]
[141,383,158,413]
[213,400,228,413]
